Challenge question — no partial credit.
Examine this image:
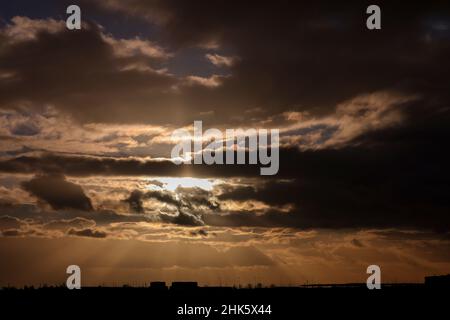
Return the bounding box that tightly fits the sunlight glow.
[146,177,220,191]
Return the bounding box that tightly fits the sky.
[0,0,449,286]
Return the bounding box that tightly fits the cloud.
[86,0,450,126]
[9,121,41,136]
[189,229,209,237]
[0,199,151,228]
[122,189,145,213]
[0,152,263,177]
[21,174,94,211]
[121,185,221,226]
[122,188,211,226]
[351,239,365,248]
[205,53,236,67]
[160,210,205,226]
[276,91,417,150]
[3,1,449,129]
[0,109,175,157]
[1,229,21,237]
[1,120,449,232]
[0,215,24,230]
[145,189,181,208]
[1,16,64,43]
[176,186,219,210]
[0,17,178,124]
[102,35,171,60]
[43,217,96,231]
[0,3,449,234]
[184,75,224,88]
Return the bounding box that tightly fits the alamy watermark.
[66,265,81,289]
[366,265,381,289]
[171,121,279,175]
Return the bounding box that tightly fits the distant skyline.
[0,0,449,286]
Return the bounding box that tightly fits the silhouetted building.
[170,282,198,290]
[425,274,450,287]
[150,282,167,290]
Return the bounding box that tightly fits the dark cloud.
[124,188,207,226]
[21,174,94,211]
[189,229,209,237]
[0,1,449,233]
[0,18,179,124]
[10,121,40,136]
[43,217,96,231]
[1,229,20,237]
[0,215,23,230]
[146,189,180,208]
[86,209,151,225]
[67,227,107,238]
[351,239,365,248]
[159,210,204,226]
[176,186,220,210]
[88,0,450,124]
[122,187,219,225]
[2,107,449,231]
[122,189,145,213]
[123,188,180,212]
[0,153,261,177]
[207,96,450,231]
[1,2,449,127]
[206,147,450,231]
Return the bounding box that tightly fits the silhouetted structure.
[425,274,450,287]
[150,281,167,290]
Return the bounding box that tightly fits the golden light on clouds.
[147,177,220,192]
